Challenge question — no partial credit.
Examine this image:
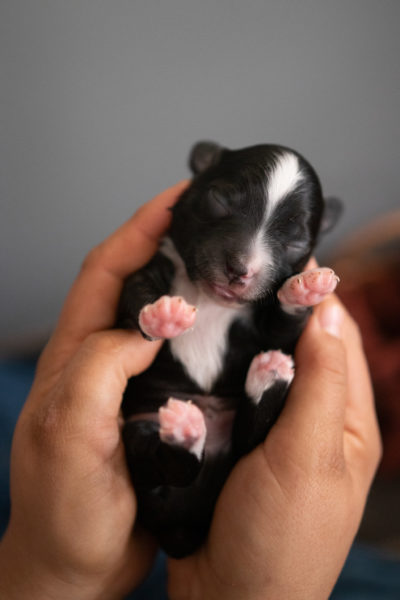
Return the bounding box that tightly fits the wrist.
[0,530,122,600]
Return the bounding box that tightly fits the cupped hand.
[168,295,382,600]
[0,181,188,600]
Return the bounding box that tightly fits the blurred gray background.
[1,0,399,348]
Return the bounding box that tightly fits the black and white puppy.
[117,142,342,558]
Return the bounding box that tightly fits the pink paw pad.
[139,295,197,340]
[277,267,339,309]
[245,350,294,404]
[159,398,206,459]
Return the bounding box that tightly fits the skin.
[0,182,381,600]
[168,296,382,599]
[0,180,188,600]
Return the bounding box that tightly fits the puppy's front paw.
[245,350,294,404]
[277,267,339,312]
[139,295,197,340]
[159,398,206,459]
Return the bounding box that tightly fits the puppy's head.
[169,141,342,305]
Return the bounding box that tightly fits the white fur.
[245,371,275,404]
[159,399,207,460]
[248,227,273,280]
[161,239,248,391]
[245,353,294,404]
[189,429,207,460]
[244,152,303,284]
[170,289,244,392]
[266,152,303,215]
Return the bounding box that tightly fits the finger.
[276,297,348,456]
[339,308,382,479]
[40,180,188,372]
[340,312,377,427]
[57,180,188,337]
[35,330,163,419]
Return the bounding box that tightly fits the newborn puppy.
[117,142,342,558]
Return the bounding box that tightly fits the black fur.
[117,142,342,558]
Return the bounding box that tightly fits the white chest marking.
[161,239,248,391]
[170,286,245,391]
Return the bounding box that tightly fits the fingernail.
[318,303,343,338]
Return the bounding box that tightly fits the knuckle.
[308,340,346,384]
[347,426,383,485]
[307,425,346,479]
[83,330,124,356]
[316,444,346,479]
[376,431,384,464]
[343,310,364,348]
[352,319,362,343]
[27,398,67,453]
[299,325,347,384]
[80,243,106,273]
[370,427,383,472]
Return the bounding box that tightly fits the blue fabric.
[331,545,400,600]
[0,359,36,536]
[1,359,399,599]
[126,552,168,600]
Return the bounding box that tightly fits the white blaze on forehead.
[247,227,273,277]
[250,152,303,277]
[266,152,304,215]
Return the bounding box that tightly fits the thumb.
[277,298,348,453]
[56,329,162,421]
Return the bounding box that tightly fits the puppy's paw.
[277,267,339,312]
[139,295,197,340]
[159,398,206,459]
[246,350,294,404]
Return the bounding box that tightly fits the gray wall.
[1,0,399,346]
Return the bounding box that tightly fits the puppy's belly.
[126,394,236,456]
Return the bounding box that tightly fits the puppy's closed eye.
[207,187,232,218]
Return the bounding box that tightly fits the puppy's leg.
[117,251,176,331]
[245,350,295,404]
[254,268,339,354]
[158,398,206,460]
[235,350,294,454]
[278,267,339,314]
[117,253,197,339]
[123,399,206,488]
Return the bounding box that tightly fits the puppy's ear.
[319,197,343,235]
[189,141,223,174]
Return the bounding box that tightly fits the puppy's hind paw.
[159,398,206,460]
[245,350,294,404]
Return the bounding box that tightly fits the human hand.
[168,295,382,600]
[0,181,188,600]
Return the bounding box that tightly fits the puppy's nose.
[226,261,254,284]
